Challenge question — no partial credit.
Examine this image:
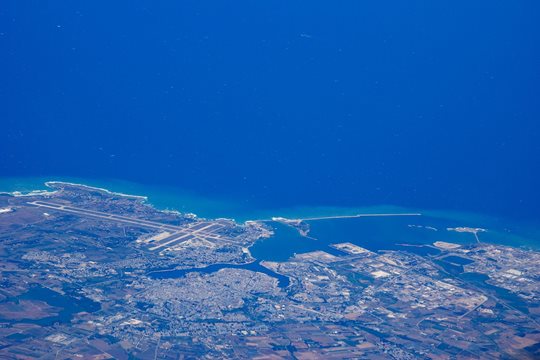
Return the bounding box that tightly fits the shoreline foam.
[1,177,538,244]
[45,181,148,201]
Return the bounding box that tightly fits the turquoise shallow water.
[1,176,539,263]
[0,176,250,220]
[251,215,540,262]
[0,176,437,221]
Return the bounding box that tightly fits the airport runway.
[28,200,231,251]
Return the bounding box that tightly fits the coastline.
[44,181,148,201]
[0,177,426,222]
[1,176,539,251]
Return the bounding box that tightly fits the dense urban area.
[0,183,539,359]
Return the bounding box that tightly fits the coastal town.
[0,183,539,359]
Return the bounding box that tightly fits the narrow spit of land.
[257,213,422,222]
[297,213,422,221]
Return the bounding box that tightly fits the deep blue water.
[1,2,539,221]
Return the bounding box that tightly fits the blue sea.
[1,176,539,263]
[1,3,539,227]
